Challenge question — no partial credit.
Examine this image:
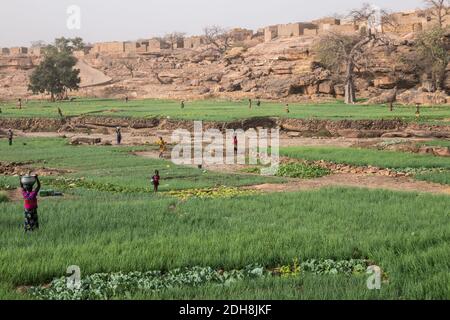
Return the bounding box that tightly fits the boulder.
[397,89,449,105]
[433,147,450,157]
[318,81,334,94]
[70,137,102,145]
[381,132,411,138]
[374,76,397,89]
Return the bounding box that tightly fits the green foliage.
[28,48,80,101]
[2,98,450,123]
[167,186,256,200]
[414,26,450,90]
[276,163,331,179]
[0,191,9,203]
[29,265,267,300]
[1,138,449,299]
[278,258,368,278]
[53,37,85,53]
[280,146,450,170]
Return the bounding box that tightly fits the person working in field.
[7,129,13,146]
[233,134,238,156]
[20,175,41,232]
[151,170,160,193]
[248,99,252,109]
[156,136,167,158]
[181,100,185,109]
[256,99,261,107]
[116,127,122,145]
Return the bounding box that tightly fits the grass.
[0,137,449,300]
[0,187,449,299]
[280,146,450,186]
[417,140,450,148]
[280,146,450,170]
[0,191,8,203]
[1,98,450,122]
[0,137,282,191]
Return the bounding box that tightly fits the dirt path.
[14,130,433,148]
[136,151,450,196]
[245,174,450,195]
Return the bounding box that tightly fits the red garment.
[152,175,160,185]
[22,191,38,210]
[233,137,238,145]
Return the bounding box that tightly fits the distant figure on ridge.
[233,134,238,156]
[116,127,122,145]
[7,129,13,146]
[388,87,397,112]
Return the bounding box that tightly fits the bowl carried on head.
[21,175,37,187]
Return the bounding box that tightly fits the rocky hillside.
[1,35,449,104]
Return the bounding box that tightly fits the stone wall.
[93,42,125,54]
[229,28,254,42]
[264,26,278,42]
[184,36,205,49]
[148,38,170,51]
[10,47,28,55]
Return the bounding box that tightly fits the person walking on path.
[157,137,167,158]
[20,175,41,232]
[233,134,238,157]
[116,127,122,145]
[7,129,13,146]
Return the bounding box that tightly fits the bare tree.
[120,59,138,78]
[164,32,186,50]
[316,4,394,104]
[203,25,231,53]
[424,0,450,27]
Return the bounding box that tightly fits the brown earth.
[0,161,72,176]
[2,117,450,139]
[245,174,450,195]
[1,35,450,103]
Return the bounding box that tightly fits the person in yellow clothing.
[156,136,167,158]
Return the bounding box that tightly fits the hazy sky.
[1,0,424,47]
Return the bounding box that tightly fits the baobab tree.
[315,4,394,104]
[424,0,450,27]
[203,25,231,53]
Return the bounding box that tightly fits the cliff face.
[0,35,447,104]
